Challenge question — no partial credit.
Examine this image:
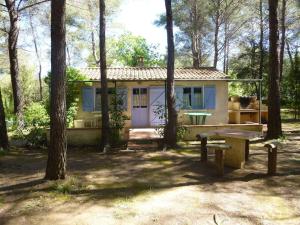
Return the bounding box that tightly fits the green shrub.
[25,102,50,127]
[24,102,49,148]
[0,148,8,157]
[45,67,87,128]
[109,90,129,144]
[50,177,84,195]
[25,127,47,148]
[66,102,79,127]
[153,104,187,141]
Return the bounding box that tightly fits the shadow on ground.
[0,123,300,225]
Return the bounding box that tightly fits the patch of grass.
[0,149,7,157]
[150,155,169,162]
[149,155,174,165]
[0,196,4,207]
[172,148,198,155]
[23,198,45,211]
[49,176,85,195]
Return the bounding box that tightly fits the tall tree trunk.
[66,43,71,66]
[267,0,282,139]
[0,89,9,150]
[87,1,100,66]
[279,0,286,81]
[213,0,221,68]
[164,0,178,148]
[5,0,24,129]
[191,0,200,68]
[259,0,264,82]
[99,0,110,151]
[45,0,67,180]
[223,21,228,74]
[191,35,200,68]
[225,39,229,74]
[29,12,43,101]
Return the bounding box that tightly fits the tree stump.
[197,134,207,162]
[207,143,231,176]
[264,143,277,175]
[215,149,225,176]
[245,140,250,161]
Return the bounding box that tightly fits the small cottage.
[58,67,262,145]
[75,67,229,128]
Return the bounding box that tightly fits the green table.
[184,112,212,125]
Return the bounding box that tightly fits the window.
[193,87,203,109]
[140,88,148,108]
[175,86,215,110]
[133,88,148,108]
[95,88,101,111]
[82,87,128,112]
[183,88,192,109]
[133,88,140,108]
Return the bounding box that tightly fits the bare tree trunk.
[223,21,228,73]
[213,0,221,68]
[286,41,294,70]
[99,0,110,151]
[279,0,286,81]
[191,35,200,68]
[0,89,9,150]
[91,30,100,65]
[5,0,24,129]
[87,2,100,66]
[45,0,67,180]
[259,0,264,82]
[225,39,229,74]
[191,0,200,68]
[164,0,178,148]
[66,43,71,66]
[267,0,282,139]
[29,12,43,101]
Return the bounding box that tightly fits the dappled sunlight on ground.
[0,122,300,225]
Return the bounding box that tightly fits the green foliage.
[45,67,87,127]
[0,64,44,120]
[176,125,188,141]
[229,41,269,98]
[0,148,8,157]
[109,90,129,143]
[25,102,50,127]
[25,127,47,148]
[87,33,165,67]
[283,51,300,118]
[114,33,164,67]
[50,177,84,195]
[153,104,187,141]
[24,102,49,148]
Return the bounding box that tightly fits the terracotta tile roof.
[79,67,229,81]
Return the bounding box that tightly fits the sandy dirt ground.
[0,122,299,225]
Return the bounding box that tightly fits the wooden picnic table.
[204,128,263,169]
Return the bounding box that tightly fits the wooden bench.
[207,143,231,176]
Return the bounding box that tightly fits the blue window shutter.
[175,87,183,110]
[117,88,128,110]
[204,86,216,109]
[82,87,94,112]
